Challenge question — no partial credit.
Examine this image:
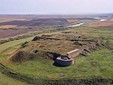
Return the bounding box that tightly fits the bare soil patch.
[0,30,29,39]
[89,21,113,27]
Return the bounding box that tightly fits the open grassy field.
[0,72,31,85]
[5,48,113,79]
[0,37,33,53]
[0,19,113,84]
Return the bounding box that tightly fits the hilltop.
[9,31,106,64]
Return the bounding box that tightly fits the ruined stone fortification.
[55,49,80,67]
[10,34,106,66]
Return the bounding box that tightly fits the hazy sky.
[0,0,113,14]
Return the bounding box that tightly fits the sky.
[0,0,113,15]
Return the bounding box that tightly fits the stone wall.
[55,58,73,67]
[67,49,81,58]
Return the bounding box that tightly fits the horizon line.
[0,13,113,16]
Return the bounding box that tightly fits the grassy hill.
[0,24,113,84]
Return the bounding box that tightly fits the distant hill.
[0,18,69,26]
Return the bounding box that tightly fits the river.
[67,23,84,27]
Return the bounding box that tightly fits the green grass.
[0,37,34,64]
[76,49,113,78]
[0,37,33,53]
[0,72,31,85]
[0,25,113,84]
[6,48,113,79]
